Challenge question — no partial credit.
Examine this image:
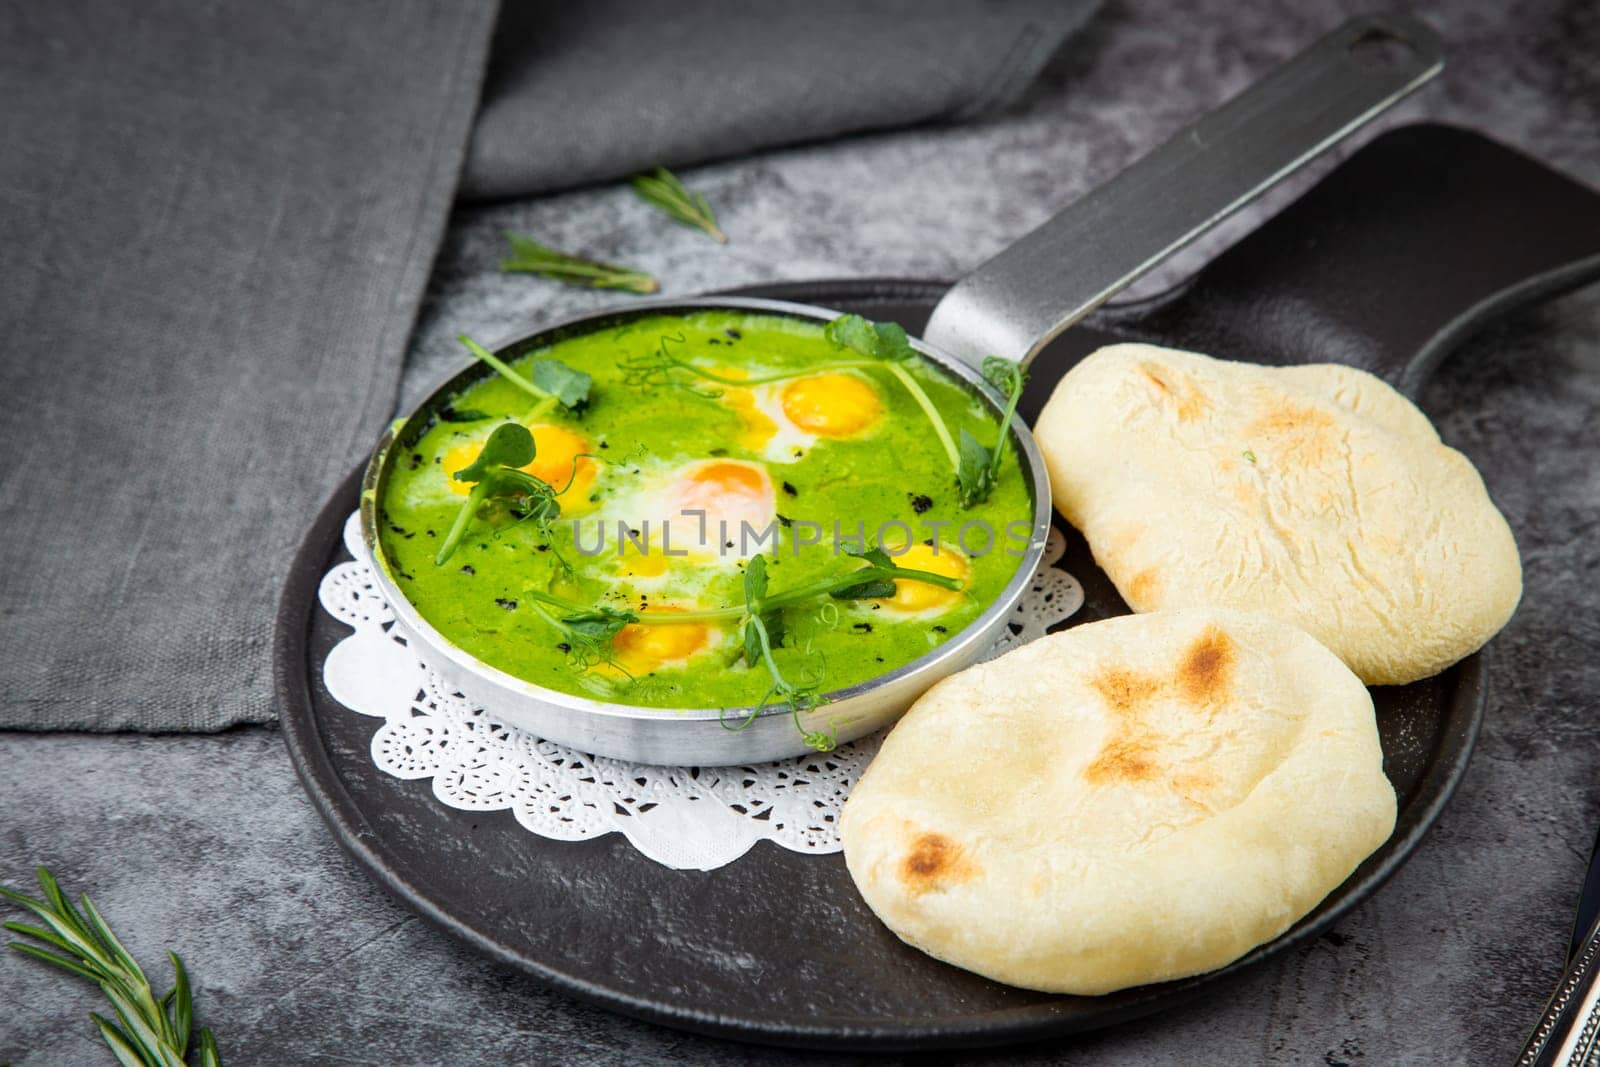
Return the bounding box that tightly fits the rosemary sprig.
[500,233,658,293]
[2,867,222,1067]
[630,166,727,243]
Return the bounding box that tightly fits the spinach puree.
[377,311,1033,711]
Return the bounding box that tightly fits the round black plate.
[277,275,1486,1051]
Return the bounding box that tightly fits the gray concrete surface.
[4,0,1599,1063]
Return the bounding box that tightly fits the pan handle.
[922,13,1445,369]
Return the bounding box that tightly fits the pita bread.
[841,608,1394,995]
[1033,343,1521,685]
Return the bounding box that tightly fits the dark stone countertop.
[4,1,1598,1063]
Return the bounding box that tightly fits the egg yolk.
[610,609,712,673]
[442,424,599,511]
[780,373,881,437]
[668,460,776,538]
[881,542,969,613]
[616,539,670,578]
[724,387,779,451]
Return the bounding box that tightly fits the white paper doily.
[320,513,1083,870]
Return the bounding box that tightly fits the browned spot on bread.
[1248,399,1337,465]
[1137,362,1207,421]
[1138,363,1172,393]
[899,832,977,894]
[1090,666,1160,715]
[1084,736,1160,784]
[1170,769,1218,799]
[1177,625,1235,705]
[1127,567,1161,607]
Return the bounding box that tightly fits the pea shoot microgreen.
[729,554,830,748]
[500,233,659,293]
[2,867,223,1067]
[822,314,967,479]
[622,315,1022,509]
[457,334,592,421]
[434,422,570,567]
[630,166,727,244]
[518,548,965,749]
[522,592,637,672]
[955,356,1026,508]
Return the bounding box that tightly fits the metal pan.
[360,14,1443,764]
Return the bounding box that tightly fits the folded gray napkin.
[0,0,1094,731]
[464,0,1096,199]
[0,1,499,731]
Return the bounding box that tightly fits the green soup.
[376,310,1034,712]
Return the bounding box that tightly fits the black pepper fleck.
[725,328,742,340]
[782,481,798,497]
[932,624,947,633]
[852,622,873,633]
[460,565,475,575]
[495,597,518,610]
[909,494,933,514]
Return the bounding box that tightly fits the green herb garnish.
[458,334,592,422]
[829,545,899,600]
[434,422,565,567]
[521,592,638,671]
[520,547,965,749]
[500,233,658,293]
[730,554,829,749]
[954,356,1026,508]
[820,315,966,485]
[3,866,222,1067]
[630,166,727,244]
[624,315,982,496]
